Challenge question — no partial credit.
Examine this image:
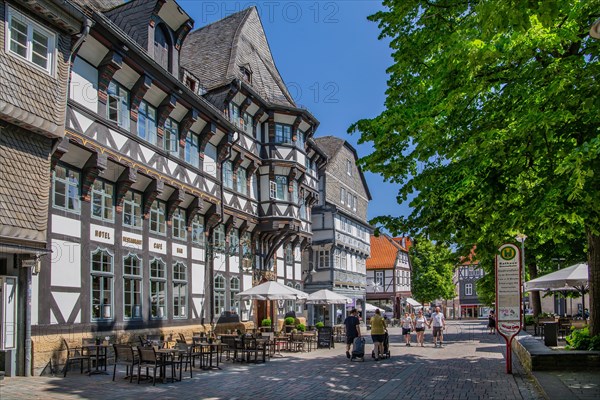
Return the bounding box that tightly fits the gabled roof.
[315,136,373,200]
[181,7,295,107]
[367,235,404,270]
[70,0,123,12]
[392,237,412,252]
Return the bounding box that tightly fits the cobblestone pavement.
[0,321,544,400]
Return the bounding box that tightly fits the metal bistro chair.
[62,338,90,377]
[136,346,172,386]
[174,341,194,380]
[82,338,108,371]
[112,344,139,382]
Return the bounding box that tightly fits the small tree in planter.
[284,317,296,333]
[261,318,272,331]
[315,321,325,330]
[296,323,306,332]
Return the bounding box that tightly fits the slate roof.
[0,125,51,243]
[181,7,295,107]
[315,136,373,200]
[367,235,403,270]
[103,0,158,50]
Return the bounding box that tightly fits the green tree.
[410,237,455,304]
[350,0,600,335]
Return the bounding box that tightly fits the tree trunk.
[528,262,542,317]
[587,229,600,337]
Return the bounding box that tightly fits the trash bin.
[544,322,558,347]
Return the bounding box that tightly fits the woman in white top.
[414,309,430,347]
[401,312,414,346]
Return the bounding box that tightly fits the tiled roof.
[314,136,344,157]
[70,0,123,12]
[0,125,50,243]
[392,237,412,252]
[181,7,295,107]
[367,235,402,270]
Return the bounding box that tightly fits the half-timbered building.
[2,0,325,375]
[366,235,412,319]
[307,137,371,325]
[453,262,486,319]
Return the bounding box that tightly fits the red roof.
[367,235,404,270]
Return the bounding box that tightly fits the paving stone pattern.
[0,321,546,400]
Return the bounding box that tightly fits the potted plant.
[315,321,325,330]
[296,323,306,332]
[284,316,296,333]
[261,318,272,331]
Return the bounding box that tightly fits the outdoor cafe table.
[82,343,111,376]
[192,342,226,370]
[155,348,185,383]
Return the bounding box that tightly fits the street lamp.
[515,233,527,324]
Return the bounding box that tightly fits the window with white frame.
[334,249,340,268]
[52,165,80,213]
[285,243,294,264]
[149,200,166,235]
[340,251,348,270]
[270,176,287,200]
[296,129,305,149]
[291,180,298,204]
[150,258,166,319]
[214,275,225,317]
[241,231,252,258]
[299,196,306,219]
[172,208,187,241]
[185,132,200,168]
[340,187,346,205]
[137,101,157,145]
[123,253,142,320]
[465,283,473,296]
[173,262,187,318]
[228,102,240,127]
[346,159,352,176]
[375,271,383,286]
[230,277,240,314]
[7,7,55,73]
[91,180,114,222]
[318,250,330,269]
[243,111,253,135]
[213,224,225,252]
[228,228,239,256]
[122,191,142,230]
[91,249,113,320]
[191,215,205,247]
[223,161,233,189]
[164,118,179,156]
[107,80,130,130]
[353,195,358,211]
[274,124,292,144]
[237,167,247,195]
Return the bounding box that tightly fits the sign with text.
[495,242,522,374]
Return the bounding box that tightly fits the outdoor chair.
[112,344,139,382]
[220,336,237,361]
[289,333,306,352]
[62,338,90,377]
[136,346,172,386]
[179,332,189,344]
[174,341,193,380]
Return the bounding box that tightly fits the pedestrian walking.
[344,308,361,359]
[429,306,446,347]
[370,309,386,361]
[401,312,414,346]
[414,309,429,346]
[487,310,496,334]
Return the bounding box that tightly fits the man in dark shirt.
[344,308,361,358]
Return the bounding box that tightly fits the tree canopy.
[351,0,600,334]
[409,237,455,304]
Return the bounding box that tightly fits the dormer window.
[240,66,252,84]
[154,24,172,72]
[185,77,196,93]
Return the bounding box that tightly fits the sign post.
[495,243,522,374]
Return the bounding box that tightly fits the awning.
[406,298,422,307]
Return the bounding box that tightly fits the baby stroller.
[371,331,391,359]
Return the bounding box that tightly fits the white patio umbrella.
[525,262,589,313]
[365,303,384,312]
[305,289,352,305]
[236,280,306,300]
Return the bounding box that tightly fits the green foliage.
[296,323,306,332]
[410,237,455,303]
[350,0,599,331]
[590,335,600,351]
[315,322,325,329]
[284,317,295,326]
[261,318,272,327]
[524,315,535,325]
[566,327,591,350]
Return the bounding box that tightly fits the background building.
[306,137,371,325]
[366,235,412,319]
[452,262,486,319]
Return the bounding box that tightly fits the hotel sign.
[90,224,114,245]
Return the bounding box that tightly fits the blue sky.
[182,0,411,223]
